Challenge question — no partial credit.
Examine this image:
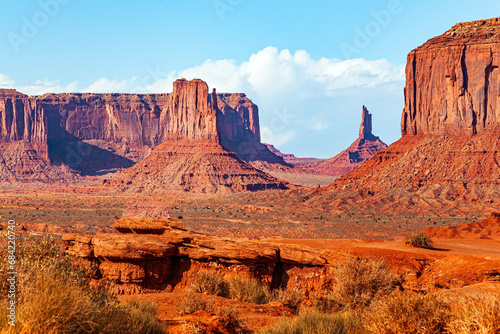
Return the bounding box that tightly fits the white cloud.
[0,74,15,88]
[310,121,329,132]
[261,126,295,147]
[82,77,139,93]
[18,79,79,96]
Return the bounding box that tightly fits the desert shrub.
[270,288,304,314]
[188,271,230,297]
[258,310,360,334]
[228,276,269,304]
[447,293,500,334]
[0,235,166,334]
[313,291,344,313]
[330,256,399,310]
[364,291,450,334]
[405,231,434,249]
[176,293,213,316]
[216,305,241,329]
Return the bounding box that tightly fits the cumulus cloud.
[19,79,79,96]
[0,74,15,88]
[156,47,404,151]
[82,77,139,93]
[0,74,78,95]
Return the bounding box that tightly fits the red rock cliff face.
[310,18,500,215]
[402,18,500,136]
[39,78,218,146]
[217,93,260,144]
[0,78,287,184]
[0,89,47,144]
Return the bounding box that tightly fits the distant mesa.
[0,78,289,193]
[294,106,387,176]
[263,143,320,164]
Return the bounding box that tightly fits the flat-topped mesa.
[402,17,500,136]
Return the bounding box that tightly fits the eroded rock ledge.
[62,217,500,296]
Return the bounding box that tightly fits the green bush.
[405,232,434,249]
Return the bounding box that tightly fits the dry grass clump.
[258,310,360,334]
[313,291,344,313]
[188,271,230,297]
[188,271,270,305]
[405,231,434,249]
[364,291,450,334]
[228,276,270,305]
[0,235,165,334]
[216,305,241,330]
[447,293,500,334]
[330,256,399,310]
[176,293,213,316]
[270,288,304,314]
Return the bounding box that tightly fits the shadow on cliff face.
[44,108,135,176]
[48,140,135,176]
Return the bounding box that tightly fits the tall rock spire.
[359,105,373,138]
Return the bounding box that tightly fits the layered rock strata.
[0,79,289,191]
[62,217,500,295]
[285,18,500,215]
[402,18,500,136]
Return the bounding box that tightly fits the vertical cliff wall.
[402,18,500,136]
[0,78,287,183]
[317,18,500,215]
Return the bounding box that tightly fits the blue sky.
[1,0,499,158]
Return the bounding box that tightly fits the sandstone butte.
[292,17,500,216]
[294,106,388,176]
[0,79,289,193]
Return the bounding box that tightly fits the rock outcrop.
[263,143,321,164]
[62,217,330,294]
[286,18,500,216]
[62,217,500,295]
[297,106,387,176]
[424,213,500,239]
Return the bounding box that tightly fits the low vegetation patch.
[188,271,230,297]
[330,255,399,310]
[405,231,434,249]
[228,276,270,305]
[447,293,500,334]
[270,288,304,314]
[176,293,213,316]
[364,291,450,334]
[258,310,360,334]
[0,235,165,334]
